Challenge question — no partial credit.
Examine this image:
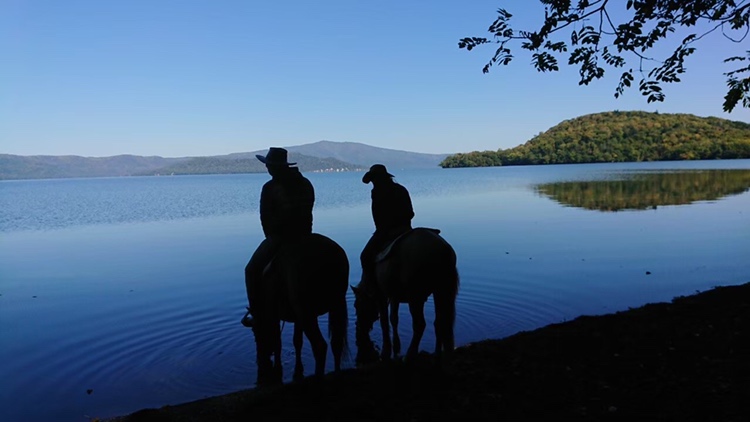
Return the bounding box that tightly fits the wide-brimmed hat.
[362,164,394,184]
[256,147,296,166]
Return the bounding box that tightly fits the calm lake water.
[1,160,749,422]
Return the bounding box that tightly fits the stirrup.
[241,308,254,328]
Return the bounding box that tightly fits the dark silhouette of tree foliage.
[459,0,750,112]
[440,111,750,167]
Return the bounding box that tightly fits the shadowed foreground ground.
[112,282,749,422]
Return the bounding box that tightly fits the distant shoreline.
[1,141,448,181]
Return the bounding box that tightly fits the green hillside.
[441,111,750,168]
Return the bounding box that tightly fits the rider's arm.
[260,182,274,238]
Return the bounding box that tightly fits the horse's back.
[294,233,349,280]
[401,228,456,269]
[379,228,458,302]
[276,233,349,319]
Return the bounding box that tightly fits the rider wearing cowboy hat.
[360,164,414,287]
[243,147,314,327]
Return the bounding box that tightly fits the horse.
[352,228,459,364]
[249,233,349,386]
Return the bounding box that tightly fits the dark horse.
[250,233,349,386]
[352,228,459,364]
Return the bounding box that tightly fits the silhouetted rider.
[360,164,414,286]
[243,147,314,327]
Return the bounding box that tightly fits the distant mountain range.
[0,141,450,180]
[223,141,448,170]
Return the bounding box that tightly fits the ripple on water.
[3,269,602,421]
[454,270,583,342]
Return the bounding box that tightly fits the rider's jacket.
[371,180,413,234]
[260,167,314,239]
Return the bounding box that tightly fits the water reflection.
[535,169,750,211]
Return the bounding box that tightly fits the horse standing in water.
[352,228,459,364]
[248,233,349,386]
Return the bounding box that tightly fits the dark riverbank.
[111,281,749,422]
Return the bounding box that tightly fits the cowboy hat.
[255,147,296,166]
[362,164,394,184]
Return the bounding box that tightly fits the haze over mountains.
[0,141,450,180]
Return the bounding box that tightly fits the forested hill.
[440,111,750,168]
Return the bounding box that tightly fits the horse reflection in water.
[352,228,459,364]
[249,233,349,386]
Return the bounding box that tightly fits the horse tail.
[446,259,460,299]
[433,230,460,298]
[328,291,350,366]
[324,235,350,368]
[434,244,459,356]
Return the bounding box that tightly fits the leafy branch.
[459,0,750,112]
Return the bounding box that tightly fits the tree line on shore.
[440,111,750,168]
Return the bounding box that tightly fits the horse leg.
[293,323,305,382]
[389,301,401,358]
[256,351,274,387]
[272,325,283,385]
[378,302,392,361]
[406,301,426,361]
[255,334,282,386]
[355,319,377,365]
[252,324,274,387]
[302,318,328,377]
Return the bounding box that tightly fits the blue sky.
[2,0,748,157]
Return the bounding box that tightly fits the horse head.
[250,314,282,386]
[248,260,286,386]
[351,283,379,328]
[351,283,381,365]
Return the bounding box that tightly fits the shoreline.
[110,281,749,421]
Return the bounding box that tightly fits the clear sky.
[2,0,748,157]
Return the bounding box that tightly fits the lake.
[1,160,749,422]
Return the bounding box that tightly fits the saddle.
[375,227,441,263]
[259,235,312,322]
[261,234,312,278]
